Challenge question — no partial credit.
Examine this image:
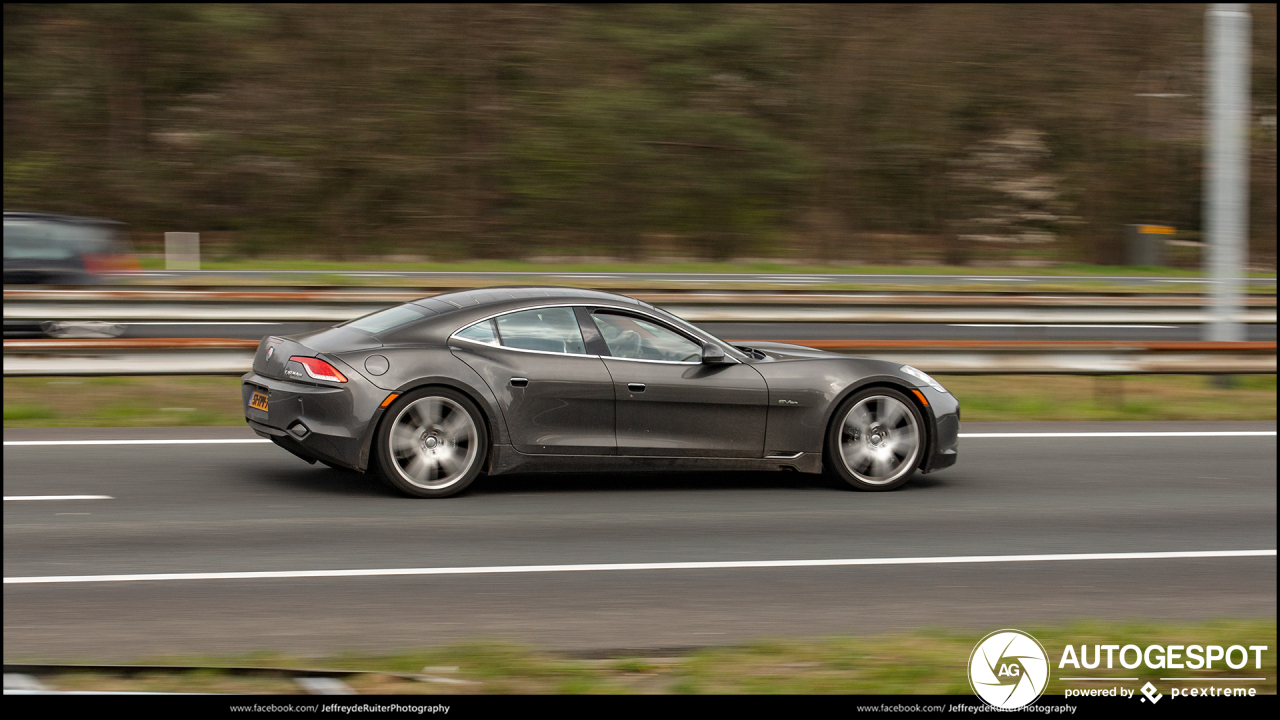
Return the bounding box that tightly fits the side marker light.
[380,393,400,408]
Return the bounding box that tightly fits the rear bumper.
[241,369,387,471]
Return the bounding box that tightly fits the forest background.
[4,4,1276,267]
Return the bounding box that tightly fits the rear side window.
[494,307,587,355]
[342,304,428,334]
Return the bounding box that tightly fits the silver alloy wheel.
[388,396,479,490]
[838,395,921,486]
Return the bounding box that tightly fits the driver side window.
[591,311,701,362]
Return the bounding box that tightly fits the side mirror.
[701,343,728,364]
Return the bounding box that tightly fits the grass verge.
[3,375,1275,429]
[128,258,1276,292]
[935,374,1277,422]
[3,376,246,428]
[10,619,1274,694]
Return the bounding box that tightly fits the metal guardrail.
[4,339,1274,376]
[4,289,1276,324]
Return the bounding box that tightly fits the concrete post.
[1203,4,1250,342]
[164,232,200,271]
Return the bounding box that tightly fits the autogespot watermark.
[1057,641,1269,703]
[968,628,1270,708]
[969,630,1051,709]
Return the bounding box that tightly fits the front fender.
[753,357,935,459]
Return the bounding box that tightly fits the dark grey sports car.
[242,287,958,497]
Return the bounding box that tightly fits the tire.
[825,387,926,491]
[375,387,489,498]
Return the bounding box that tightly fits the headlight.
[900,365,947,393]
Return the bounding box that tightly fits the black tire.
[375,387,489,498]
[824,386,926,491]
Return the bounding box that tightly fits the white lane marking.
[4,432,1274,447]
[959,431,1275,438]
[4,674,47,691]
[295,677,355,695]
[4,495,113,501]
[5,549,1273,585]
[949,323,1178,328]
[4,439,271,446]
[4,690,209,695]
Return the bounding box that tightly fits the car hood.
[737,341,844,360]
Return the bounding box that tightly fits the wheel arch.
[821,377,936,475]
[361,377,500,473]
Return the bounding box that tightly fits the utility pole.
[1204,4,1250,343]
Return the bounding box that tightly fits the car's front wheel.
[376,388,488,498]
[825,387,925,491]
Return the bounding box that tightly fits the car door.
[449,305,616,455]
[588,308,768,458]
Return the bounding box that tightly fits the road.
[3,422,1275,661]
[113,320,1279,342]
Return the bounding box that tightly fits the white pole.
[1204,4,1250,342]
[164,232,200,271]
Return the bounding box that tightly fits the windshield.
[638,304,749,361]
[4,220,118,260]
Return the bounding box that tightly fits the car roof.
[411,287,646,315]
[4,211,125,227]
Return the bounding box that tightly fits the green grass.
[12,619,1274,695]
[128,258,1277,293]
[938,375,1276,422]
[2,376,247,428]
[3,375,1275,428]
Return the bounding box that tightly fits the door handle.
[510,377,528,388]
[628,383,646,392]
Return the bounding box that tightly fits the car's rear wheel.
[376,388,488,498]
[825,387,924,491]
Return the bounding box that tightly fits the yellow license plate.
[249,390,269,412]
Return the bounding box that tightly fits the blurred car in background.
[4,211,139,284]
[3,211,139,338]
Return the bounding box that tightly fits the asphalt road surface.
[4,421,1275,661]
[116,320,1279,342]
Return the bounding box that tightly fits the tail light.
[82,253,141,275]
[290,356,348,383]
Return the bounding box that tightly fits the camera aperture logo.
[969,629,1050,709]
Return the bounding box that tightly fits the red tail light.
[289,356,348,383]
[82,253,141,275]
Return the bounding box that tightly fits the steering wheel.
[615,329,643,359]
